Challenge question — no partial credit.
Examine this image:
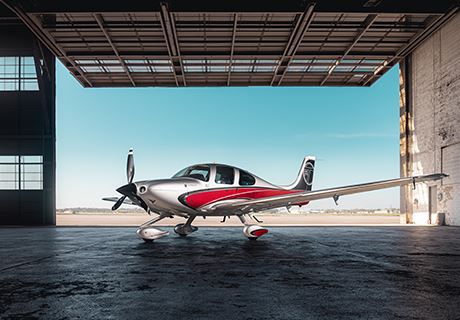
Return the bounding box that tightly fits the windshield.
[172,165,210,182]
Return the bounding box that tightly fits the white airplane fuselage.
[106,149,445,242]
[131,163,304,217]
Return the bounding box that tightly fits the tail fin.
[287,156,315,191]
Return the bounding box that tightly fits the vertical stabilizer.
[286,156,315,191]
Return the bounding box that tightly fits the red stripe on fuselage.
[183,187,304,209]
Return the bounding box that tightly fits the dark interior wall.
[0,12,55,225]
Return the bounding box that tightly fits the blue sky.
[56,62,400,209]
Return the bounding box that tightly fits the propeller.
[112,148,136,211]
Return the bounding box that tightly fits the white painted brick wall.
[407,13,460,225]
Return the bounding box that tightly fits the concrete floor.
[1,227,459,320]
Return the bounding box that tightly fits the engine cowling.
[136,227,169,240]
[243,225,269,239]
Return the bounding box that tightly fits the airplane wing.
[102,197,137,206]
[205,173,447,215]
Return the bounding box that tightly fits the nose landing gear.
[136,227,169,242]
[136,215,169,242]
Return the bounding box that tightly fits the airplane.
[103,149,447,242]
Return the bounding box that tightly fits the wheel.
[142,239,154,243]
[174,223,198,237]
[243,225,268,240]
[174,223,186,236]
[247,237,258,241]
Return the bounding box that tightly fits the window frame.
[0,56,39,91]
[0,155,43,190]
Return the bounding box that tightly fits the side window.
[239,170,255,186]
[215,166,234,185]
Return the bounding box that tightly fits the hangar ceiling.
[1,0,458,87]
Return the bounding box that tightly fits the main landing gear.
[174,216,198,237]
[238,215,269,240]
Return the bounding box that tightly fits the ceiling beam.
[64,51,395,59]
[320,14,378,86]
[270,3,315,86]
[93,14,136,87]
[227,13,238,86]
[159,3,186,86]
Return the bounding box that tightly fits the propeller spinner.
[112,148,136,211]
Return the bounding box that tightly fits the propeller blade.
[127,148,135,183]
[112,195,126,211]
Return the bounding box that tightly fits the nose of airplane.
[116,183,137,196]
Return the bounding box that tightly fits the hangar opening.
[0,0,459,225]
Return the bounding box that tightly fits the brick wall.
[401,13,460,225]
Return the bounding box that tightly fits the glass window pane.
[187,166,210,182]
[149,59,171,64]
[21,181,42,190]
[153,66,172,72]
[0,79,19,91]
[75,59,99,64]
[0,172,18,180]
[287,65,307,72]
[239,170,255,186]
[174,165,210,182]
[81,66,104,72]
[0,181,18,190]
[231,66,252,72]
[4,57,18,65]
[128,66,150,72]
[22,164,42,173]
[99,59,119,64]
[0,156,19,163]
[105,66,124,72]
[0,164,18,173]
[208,66,228,72]
[215,166,234,185]
[21,56,34,65]
[21,65,37,77]
[4,65,18,75]
[21,80,39,91]
[21,156,43,163]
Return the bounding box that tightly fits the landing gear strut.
[238,215,268,240]
[136,215,169,242]
[174,216,198,237]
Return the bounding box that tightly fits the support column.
[399,57,413,224]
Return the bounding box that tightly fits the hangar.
[0,0,459,226]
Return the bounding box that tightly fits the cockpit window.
[239,170,255,186]
[215,166,234,185]
[172,165,210,182]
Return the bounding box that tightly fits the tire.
[174,223,187,236]
[142,239,154,243]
